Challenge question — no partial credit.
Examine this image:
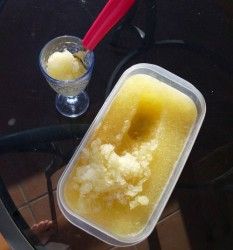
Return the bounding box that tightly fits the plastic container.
[57,63,206,246]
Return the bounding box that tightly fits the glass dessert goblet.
[39,35,94,118]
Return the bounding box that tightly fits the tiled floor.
[0,151,205,250]
[2,148,233,249]
[2,165,184,249]
[0,151,185,249]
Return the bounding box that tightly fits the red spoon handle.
[83,0,135,51]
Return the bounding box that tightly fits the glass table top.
[0,0,233,249]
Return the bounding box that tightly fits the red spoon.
[82,0,136,51]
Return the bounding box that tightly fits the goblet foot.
[55,91,89,118]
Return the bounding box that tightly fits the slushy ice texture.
[46,49,86,80]
[64,74,197,236]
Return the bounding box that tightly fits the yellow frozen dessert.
[46,49,86,80]
[64,74,197,237]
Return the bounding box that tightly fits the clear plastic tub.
[57,63,206,246]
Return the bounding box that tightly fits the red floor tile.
[8,184,26,208]
[18,205,36,227]
[156,210,191,250]
[160,192,180,220]
[29,194,51,223]
[20,172,47,202]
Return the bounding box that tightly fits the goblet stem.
[67,96,78,104]
[55,91,89,118]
